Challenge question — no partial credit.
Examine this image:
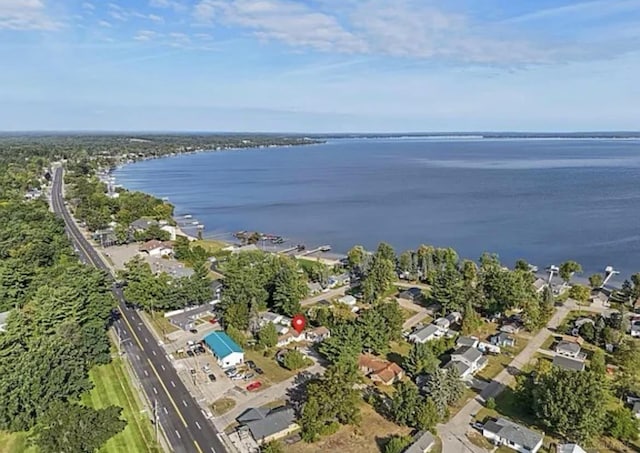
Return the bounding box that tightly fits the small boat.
[184,214,192,219]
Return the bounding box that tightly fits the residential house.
[259,312,283,327]
[573,317,595,330]
[403,430,435,453]
[139,239,173,257]
[482,417,544,453]
[447,345,487,379]
[236,406,299,445]
[306,281,323,295]
[591,288,612,307]
[552,355,585,372]
[409,324,445,344]
[305,326,330,343]
[630,319,640,338]
[203,331,244,368]
[500,320,522,334]
[555,341,582,359]
[210,280,223,304]
[399,287,422,302]
[338,295,357,306]
[92,228,117,247]
[478,341,501,354]
[328,273,350,288]
[130,218,158,232]
[277,326,330,347]
[633,402,640,419]
[434,317,451,329]
[358,354,405,386]
[0,310,10,333]
[491,332,516,348]
[456,336,479,348]
[557,444,587,453]
[446,311,462,326]
[532,278,547,294]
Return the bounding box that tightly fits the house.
[456,336,479,348]
[409,324,445,343]
[552,355,585,372]
[500,321,522,334]
[573,317,595,329]
[448,345,487,379]
[0,310,10,332]
[210,280,223,303]
[630,320,640,338]
[305,326,330,343]
[532,278,547,294]
[478,341,501,354]
[555,341,582,359]
[92,228,117,247]
[139,239,173,257]
[434,317,450,329]
[260,312,283,326]
[557,444,587,453]
[306,281,323,295]
[482,417,543,453]
[338,295,357,306]
[591,288,612,307]
[399,287,422,302]
[328,273,351,288]
[403,430,435,453]
[130,218,158,232]
[491,332,516,348]
[633,402,640,419]
[203,331,244,368]
[358,354,405,386]
[276,326,330,347]
[236,406,299,445]
[446,311,462,325]
[276,330,305,347]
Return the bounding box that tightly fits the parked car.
[207,374,216,382]
[472,421,484,431]
[231,374,245,381]
[186,350,194,357]
[189,328,198,334]
[208,318,217,324]
[246,381,262,391]
[246,360,256,369]
[224,367,237,377]
[244,373,255,380]
[254,367,264,375]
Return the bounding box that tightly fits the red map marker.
[291,314,306,334]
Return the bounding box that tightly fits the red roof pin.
[291,314,306,334]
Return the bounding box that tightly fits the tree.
[261,440,285,453]
[347,245,366,272]
[569,284,590,304]
[589,274,604,288]
[514,259,530,272]
[384,435,412,453]
[258,322,278,349]
[605,407,639,443]
[282,350,311,371]
[225,325,247,348]
[579,322,596,344]
[422,368,464,418]
[541,285,554,315]
[485,397,496,410]
[271,257,307,316]
[404,342,439,377]
[531,369,606,441]
[33,402,126,453]
[318,323,362,365]
[590,348,606,374]
[388,381,423,427]
[461,299,482,335]
[431,265,465,314]
[362,247,396,303]
[559,261,582,283]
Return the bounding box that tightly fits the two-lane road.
[51,167,226,453]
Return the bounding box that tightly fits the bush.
[384,435,412,453]
[282,349,312,371]
[485,397,496,410]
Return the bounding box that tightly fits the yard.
[211,397,236,416]
[476,337,528,381]
[244,349,297,384]
[284,402,412,453]
[82,357,160,453]
[146,311,179,338]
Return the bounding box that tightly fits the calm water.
[114,138,640,278]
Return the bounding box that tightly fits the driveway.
[397,297,437,330]
[436,300,602,452]
[300,286,348,307]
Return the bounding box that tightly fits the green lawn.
[245,349,297,384]
[476,339,528,381]
[147,311,179,339]
[0,431,36,453]
[82,358,160,453]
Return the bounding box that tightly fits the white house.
[139,239,173,257]
[0,310,10,332]
[447,345,487,379]
[409,324,445,343]
[557,444,587,453]
[337,295,357,306]
[482,417,543,453]
[203,331,244,368]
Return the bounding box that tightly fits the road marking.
[163,407,168,415]
[175,430,181,439]
[182,400,188,407]
[136,354,140,360]
[146,358,188,427]
[153,387,158,395]
[152,350,156,356]
[195,421,201,430]
[144,337,148,343]
[160,364,165,370]
[137,326,141,331]
[143,370,148,377]
[192,441,203,453]
[170,380,176,388]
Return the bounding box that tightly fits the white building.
[203,331,244,368]
[482,417,543,453]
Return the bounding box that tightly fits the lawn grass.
[466,431,495,450]
[147,311,179,338]
[387,340,412,366]
[476,339,528,381]
[193,239,228,253]
[245,349,297,384]
[82,357,159,453]
[399,306,418,321]
[0,431,36,453]
[211,397,236,416]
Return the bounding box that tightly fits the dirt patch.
[211,397,236,416]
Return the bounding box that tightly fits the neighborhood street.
[437,299,608,452]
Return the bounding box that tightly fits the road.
[300,286,348,306]
[436,300,608,452]
[51,167,226,453]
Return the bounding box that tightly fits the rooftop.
[552,355,585,371]
[557,444,587,453]
[483,417,543,451]
[238,406,296,441]
[410,324,441,341]
[452,345,483,363]
[404,430,435,453]
[203,331,243,358]
[556,341,581,354]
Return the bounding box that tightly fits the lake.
[114,137,640,278]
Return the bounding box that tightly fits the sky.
[0,0,639,132]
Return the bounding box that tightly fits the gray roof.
[0,311,10,325]
[236,407,271,423]
[411,324,440,342]
[130,218,157,230]
[403,430,435,453]
[452,345,483,363]
[446,360,471,377]
[556,341,581,355]
[457,336,478,348]
[483,417,543,451]
[493,332,514,344]
[633,402,640,415]
[552,355,585,371]
[242,407,296,441]
[557,444,587,453]
[400,287,422,298]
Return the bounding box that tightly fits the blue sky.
[1,0,639,132]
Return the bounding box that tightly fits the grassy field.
[476,338,528,381]
[286,402,412,453]
[211,397,236,416]
[82,358,160,453]
[245,349,297,384]
[146,311,179,339]
[0,431,36,453]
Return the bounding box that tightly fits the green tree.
[569,284,590,304]
[461,299,482,335]
[225,324,247,347]
[347,245,366,271]
[605,407,639,443]
[362,248,396,304]
[258,322,278,349]
[531,369,606,441]
[485,397,496,410]
[261,440,284,453]
[579,322,597,344]
[404,342,439,376]
[590,348,606,374]
[272,257,307,316]
[282,349,311,371]
[589,274,604,288]
[398,251,413,276]
[559,261,582,284]
[33,402,126,453]
[388,381,423,427]
[384,435,412,453]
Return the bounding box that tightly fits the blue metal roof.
[203,331,243,358]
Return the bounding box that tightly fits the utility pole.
[153,399,159,446]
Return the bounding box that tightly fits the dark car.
[254,367,264,375]
[189,328,198,334]
[246,360,256,369]
[187,350,194,357]
[208,373,216,382]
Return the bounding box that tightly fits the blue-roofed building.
[203,331,244,368]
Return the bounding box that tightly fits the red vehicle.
[246,381,262,392]
[208,318,217,324]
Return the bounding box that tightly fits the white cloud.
[82,2,95,10]
[148,14,164,22]
[0,0,61,30]
[134,29,158,41]
[98,20,112,28]
[149,0,185,11]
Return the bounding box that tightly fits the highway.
[51,167,226,453]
